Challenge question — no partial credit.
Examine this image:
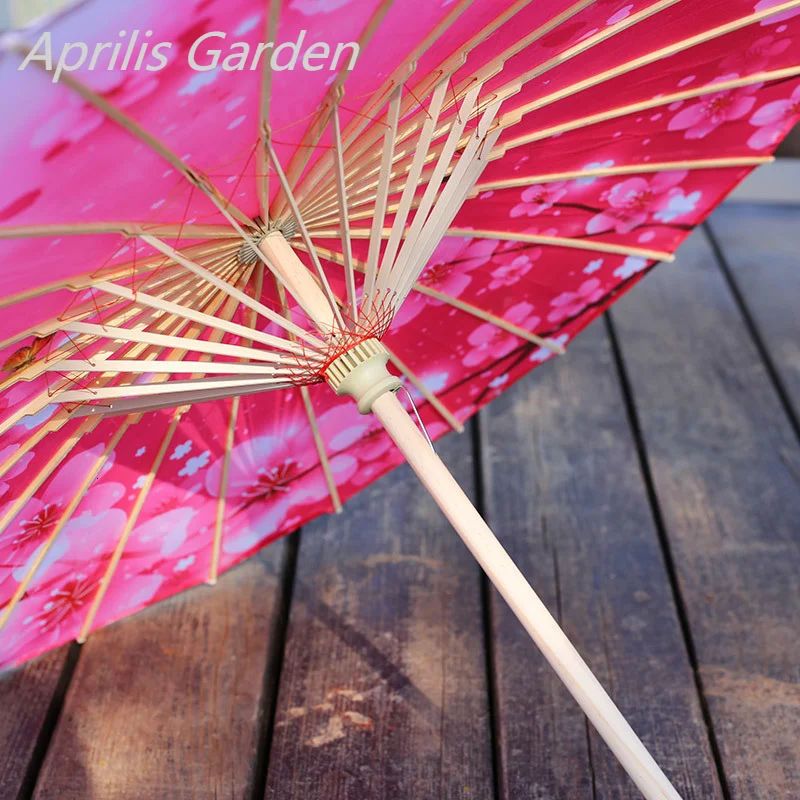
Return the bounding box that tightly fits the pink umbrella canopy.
[1,1,799,796]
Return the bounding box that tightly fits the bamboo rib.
[392,111,504,307]
[57,322,302,367]
[292,0,495,210]
[376,78,449,298]
[0,421,130,635]
[306,225,674,263]
[76,411,184,642]
[210,395,239,585]
[274,280,343,515]
[10,44,253,228]
[0,266,243,558]
[471,157,776,193]
[447,229,674,263]
[0,223,239,241]
[141,234,326,348]
[258,0,282,220]
[414,283,565,354]
[56,374,293,405]
[297,0,592,218]
[385,345,464,433]
[0,417,100,537]
[68,379,297,418]
[501,66,800,151]
[363,84,403,308]
[497,0,800,129]
[0,238,236,324]
[304,243,566,355]
[270,0,395,220]
[332,106,358,324]
[0,261,218,365]
[305,152,774,228]
[74,265,261,635]
[0,270,227,437]
[1,263,232,392]
[210,262,268,583]
[301,385,343,512]
[47,360,289,377]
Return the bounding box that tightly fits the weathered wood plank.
[31,545,290,800]
[609,225,800,799]
[0,647,74,800]
[480,323,721,799]
[707,204,800,419]
[264,431,494,799]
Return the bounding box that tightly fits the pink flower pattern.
[547,279,606,324]
[463,303,541,368]
[747,85,800,149]
[668,83,760,139]
[511,183,569,218]
[586,172,690,235]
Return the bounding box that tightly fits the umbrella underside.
[0,0,798,673]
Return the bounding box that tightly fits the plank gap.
[18,643,82,800]
[603,311,732,800]
[584,718,598,800]
[251,531,301,800]
[471,415,503,800]
[703,220,800,445]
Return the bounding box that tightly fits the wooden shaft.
[371,390,683,800]
[258,232,338,334]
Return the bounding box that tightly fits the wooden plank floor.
[1,203,798,800]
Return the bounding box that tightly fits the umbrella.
[1,0,798,796]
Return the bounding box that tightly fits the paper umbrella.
[1,1,799,797]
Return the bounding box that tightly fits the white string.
[396,385,435,452]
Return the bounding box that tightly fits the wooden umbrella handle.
[371,390,683,800]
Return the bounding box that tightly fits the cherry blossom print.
[613,256,650,280]
[576,160,615,185]
[489,250,541,291]
[205,431,357,555]
[747,84,800,149]
[584,258,604,275]
[0,445,34,501]
[0,444,116,569]
[586,171,690,235]
[530,334,570,364]
[547,280,606,324]
[719,35,792,73]
[668,82,760,140]
[463,302,541,368]
[26,571,101,636]
[510,182,569,218]
[417,237,500,295]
